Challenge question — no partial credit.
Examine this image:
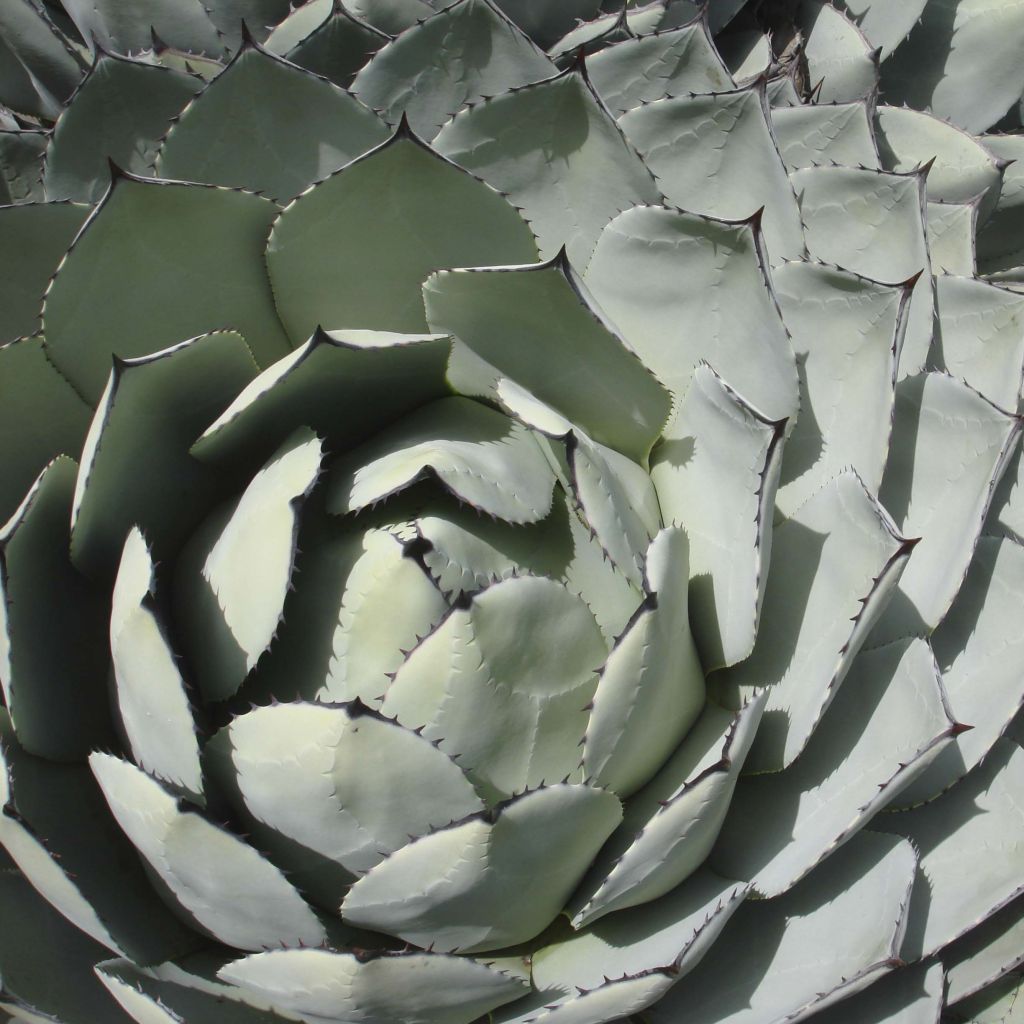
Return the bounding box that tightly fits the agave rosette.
[1,1,1023,1023]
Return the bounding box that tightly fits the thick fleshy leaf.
[876,372,1021,642]
[716,30,771,84]
[943,896,1024,1005]
[69,330,258,581]
[347,0,437,34]
[562,493,645,641]
[0,714,201,967]
[175,429,323,702]
[568,433,659,587]
[0,128,47,203]
[877,739,1024,961]
[618,84,804,263]
[267,130,538,342]
[978,134,1024,276]
[875,105,1003,208]
[342,783,622,952]
[928,199,979,276]
[583,205,798,423]
[650,830,917,1024]
[43,173,291,403]
[951,975,1024,1023]
[381,574,607,802]
[584,528,705,798]
[834,0,928,59]
[0,201,89,345]
[44,53,202,203]
[809,962,945,1024]
[60,0,225,57]
[878,0,1024,133]
[569,694,765,928]
[801,0,878,103]
[200,0,293,45]
[319,526,448,704]
[772,261,906,516]
[713,471,914,772]
[0,458,112,760]
[424,254,672,463]
[0,0,84,113]
[416,494,572,600]
[771,101,880,170]
[792,164,934,378]
[546,6,666,61]
[277,1,389,88]
[713,638,956,898]
[110,528,201,800]
[98,957,295,1024]
[651,364,785,670]
[0,868,135,1024]
[207,702,483,900]
[933,276,1024,411]
[328,397,555,524]
[219,948,528,1024]
[434,66,662,263]
[193,328,452,474]
[523,872,747,1020]
[156,44,388,201]
[352,0,554,139]
[0,336,92,525]
[585,19,733,115]
[894,538,1024,809]
[90,753,327,952]
[489,0,605,48]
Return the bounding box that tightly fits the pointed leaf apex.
[869,45,883,65]
[567,45,591,82]
[900,269,925,291]
[949,721,974,737]
[239,20,259,49]
[995,156,1017,173]
[745,206,766,232]
[917,155,937,179]
[394,110,415,139]
[150,26,169,53]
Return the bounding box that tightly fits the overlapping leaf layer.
[1,2,1023,1023]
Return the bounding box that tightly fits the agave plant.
[1,1,1023,1022]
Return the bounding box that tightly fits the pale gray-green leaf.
[569,694,765,927]
[341,784,622,952]
[834,0,928,59]
[69,330,258,582]
[928,199,979,276]
[175,429,323,702]
[714,471,913,772]
[772,261,905,516]
[425,255,672,463]
[45,54,202,203]
[877,739,1024,960]
[618,85,804,263]
[808,962,945,1024]
[351,0,554,139]
[584,528,705,798]
[43,173,291,403]
[800,0,878,103]
[90,753,327,952]
[933,276,1024,411]
[267,131,538,341]
[876,372,1021,642]
[381,574,607,802]
[60,0,224,56]
[651,363,784,670]
[648,831,918,1024]
[771,101,880,170]
[219,948,528,1024]
[327,396,555,524]
[585,20,733,115]
[792,164,934,378]
[434,67,662,264]
[713,638,955,898]
[977,134,1024,276]
[110,528,202,800]
[193,328,452,475]
[156,45,388,201]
